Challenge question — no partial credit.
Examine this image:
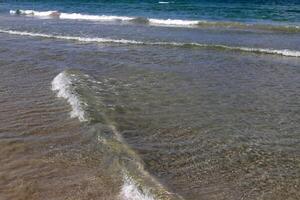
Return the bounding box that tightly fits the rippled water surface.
[0,1,300,200]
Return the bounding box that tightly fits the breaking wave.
[1,29,300,57]
[9,10,300,32]
[10,9,58,17]
[51,71,87,122]
[51,70,183,200]
[60,12,132,21]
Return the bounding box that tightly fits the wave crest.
[60,12,133,21]
[51,70,184,200]
[1,29,299,57]
[10,9,60,17]
[9,10,300,32]
[51,71,87,122]
[130,17,150,24]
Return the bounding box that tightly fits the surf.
[51,70,184,200]
[1,29,300,58]
[9,9,300,32]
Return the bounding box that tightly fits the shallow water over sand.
[0,3,300,199]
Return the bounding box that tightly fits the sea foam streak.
[51,71,87,122]
[1,29,299,57]
[10,10,300,31]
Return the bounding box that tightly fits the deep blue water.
[1,0,300,23]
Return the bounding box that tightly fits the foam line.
[1,29,299,57]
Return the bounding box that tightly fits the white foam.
[241,47,300,57]
[0,29,143,44]
[149,18,199,26]
[10,9,58,17]
[60,13,133,21]
[10,9,33,15]
[120,174,155,200]
[158,1,170,4]
[0,29,299,57]
[9,9,200,27]
[10,9,133,21]
[9,9,300,32]
[51,71,87,122]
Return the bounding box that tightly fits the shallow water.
[0,1,300,200]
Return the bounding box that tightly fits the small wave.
[130,17,150,24]
[149,18,199,26]
[51,71,87,122]
[9,10,199,27]
[158,1,170,4]
[1,29,299,57]
[10,9,60,17]
[59,13,133,21]
[9,10,300,32]
[0,29,144,44]
[196,21,300,32]
[51,70,184,200]
[10,9,133,21]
